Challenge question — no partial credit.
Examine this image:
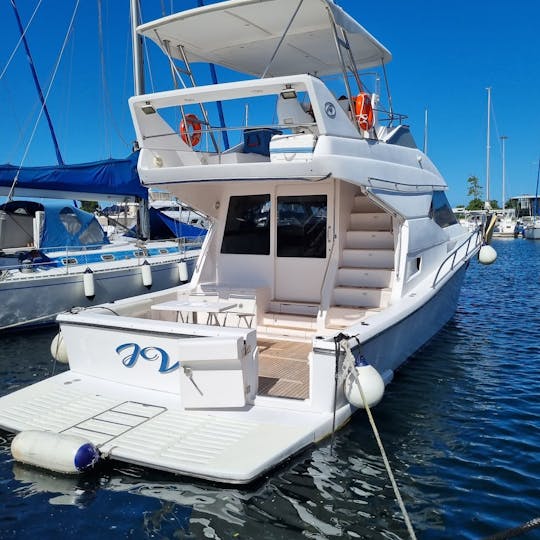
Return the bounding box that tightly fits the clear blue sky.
[1,0,539,207]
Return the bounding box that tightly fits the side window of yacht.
[430,191,458,228]
[58,208,82,235]
[79,220,107,245]
[277,195,327,258]
[221,195,271,255]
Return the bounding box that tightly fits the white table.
[151,298,237,325]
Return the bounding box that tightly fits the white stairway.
[326,195,395,329]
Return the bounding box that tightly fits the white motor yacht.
[0,0,483,483]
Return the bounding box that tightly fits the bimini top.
[138,0,392,77]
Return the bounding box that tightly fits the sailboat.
[0,3,202,331]
[0,0,493,483]
[524,160,540,239]
[0,158,204,333]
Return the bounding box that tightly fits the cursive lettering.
[116,343,179,373]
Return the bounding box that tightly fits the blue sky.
[1,0,539,207]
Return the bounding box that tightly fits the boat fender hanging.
[178,260,189,282]
[344,355,385,409]
[354,92,374,132]
[478,244,497,265]
[50,332,69,364]
[141,260,152,287]
[83,267,95,299]
[11,431,100,474]
[179,114,202,147]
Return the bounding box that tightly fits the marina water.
[0,238,539,539]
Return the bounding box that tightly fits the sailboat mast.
[485,87,491,207]
[10,0,64,166]
[130,0,144,96]
[500,135,507,211]
[130,0,150,240]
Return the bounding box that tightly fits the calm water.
[0,239,539,540]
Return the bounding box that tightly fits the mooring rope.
[340,339,417,540]
[484,517,540,540]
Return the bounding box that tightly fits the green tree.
[79,201,99,213]
[466,198,484,210]
[467,175,483,200]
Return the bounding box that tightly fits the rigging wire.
[97,0,131,155]
[0,0,43,82]
[7,0,81,201]
[97,0,111,156]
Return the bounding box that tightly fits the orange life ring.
[179,114,202,146]
[354,92,374,131]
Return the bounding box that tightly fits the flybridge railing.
[142,120,318,156]
[432,228,482,289]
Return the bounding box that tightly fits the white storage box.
[269,134,316,163]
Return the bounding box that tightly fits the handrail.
[432,228,482,289]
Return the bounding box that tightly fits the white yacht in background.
[0,0,485,483]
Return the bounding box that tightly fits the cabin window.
[58,208,82,235]
[430,191,457,228]
[277,195,327,258]
[79,220,107,245]
[101,254,115,261]
[61,257,78,265]
[221,195,271,255]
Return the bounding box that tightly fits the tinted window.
[430,191,457,228]
[277,195,327,258]
[221,195,270,255]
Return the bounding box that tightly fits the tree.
[466,198,484,210]
[79,201,99,213]
[467,175,483,201]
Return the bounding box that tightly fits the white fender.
[141,260,152,287]
[83,268,95,298]
[50,332,69,364]
[478,244,497,265]
[11,431,100,474]
[344,358,385,409]
[178,260,189,282]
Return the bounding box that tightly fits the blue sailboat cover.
[0,200,109,249]
[0,153,146,198]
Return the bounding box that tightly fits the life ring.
[354,92,374,131]
[180,114,202,146]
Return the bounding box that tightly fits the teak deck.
[257,339,311,400]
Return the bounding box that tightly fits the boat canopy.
[127,207,207,240]
[0,153,147,200]
[0,200,109,249]
[138,0,392,77]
